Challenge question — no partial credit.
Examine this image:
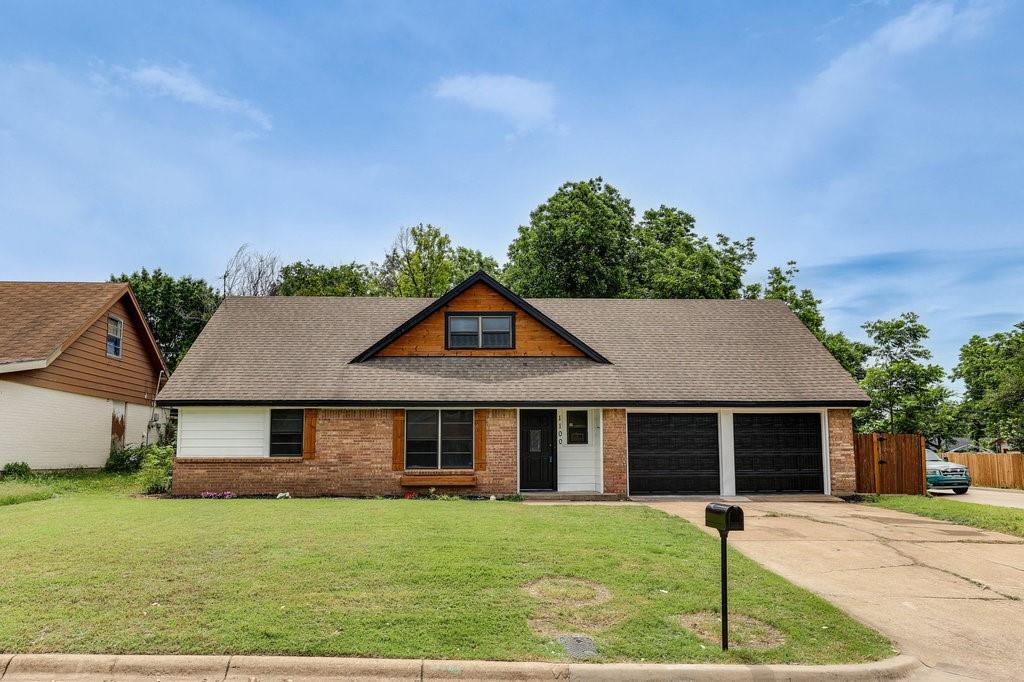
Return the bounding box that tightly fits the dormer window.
[446,313,514,349]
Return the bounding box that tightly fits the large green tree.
[504,178,635,297]
[373,224,500,297]
[953,323,1024,449]
[855,313,956,443]
[277,261,372,296]
[629,206,756,299]
[111,268,220,370]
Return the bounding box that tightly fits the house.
[0,282,168,470]
[157,271,868,498]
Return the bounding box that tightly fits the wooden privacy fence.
[945,452,1024,489]
[854,433,927,495]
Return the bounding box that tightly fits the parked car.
[925,449,971,494]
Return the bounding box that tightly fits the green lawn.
[0,491,892,665]
[0,470,141,506]
[869,495,1024,538]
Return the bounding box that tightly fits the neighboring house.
[0,282,168,469]
[158,271,868,498]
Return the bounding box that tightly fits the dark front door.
[520,409,556,490]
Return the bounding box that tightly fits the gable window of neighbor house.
[406,409,473,469]
[270,409,304,456]
[446,314,513,349]
[566,410,588,444]
[106,316,123,358]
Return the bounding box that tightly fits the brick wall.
[828,409,856,494]
[601,409,628,495]
[172,408,520,497]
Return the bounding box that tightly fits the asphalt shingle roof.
[157,295,868,406]
[0,282,129,367]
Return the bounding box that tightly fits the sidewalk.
[0,652,920,681]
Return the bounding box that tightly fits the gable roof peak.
[350,270,609,364]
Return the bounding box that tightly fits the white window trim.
[559,409,591,447]
[106,315,124,359]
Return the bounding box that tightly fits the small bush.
[1,461,32,479]
[137,445,175,494]
[104,444,148,473]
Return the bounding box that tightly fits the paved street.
[649,499,1024,681]
[929,486,1024,510]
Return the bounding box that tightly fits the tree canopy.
[372,224,501,297]
[855,313,956,444]
[504,178,635,297]
[953,323,1024,449]
[110,268,219,370]
[277,261,372,297]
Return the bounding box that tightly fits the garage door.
[628,413,719,495]
[734,413,823,494]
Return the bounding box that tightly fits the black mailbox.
[705,503,744,533]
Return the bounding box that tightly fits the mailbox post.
[705,503,744,650]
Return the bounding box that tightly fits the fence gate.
[854,433,927,495]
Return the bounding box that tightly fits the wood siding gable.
[376,281,586,358]
[352,271,608,362]
[5,294,165,405]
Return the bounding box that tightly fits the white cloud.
[799,1,997,126]
[434,74,554,131]
[118,64,272,131]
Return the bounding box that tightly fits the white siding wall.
[176,407,269,458]
[0,379,112,469]
[125,402,165,447]
[556,408,601,492]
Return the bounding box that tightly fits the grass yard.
[0,492,892,665]
[870,495,1024,538]
[0,470,141,506]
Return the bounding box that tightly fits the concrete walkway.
[648,500,1024,682]
[929,486,1024,509]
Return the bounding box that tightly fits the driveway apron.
[648,500,1024,681]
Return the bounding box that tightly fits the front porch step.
[520,492,625,502]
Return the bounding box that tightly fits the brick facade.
[171,408,519,497]
[827,409,856,495]
[601,409,628,495]
[172,406,854,498]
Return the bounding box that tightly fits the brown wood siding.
[392,409,405,470]
[474,409,487,471]
[302,408,317,460]
[376,281,585,357]
[6,297,161,406]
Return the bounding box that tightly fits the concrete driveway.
[648,499,1024,681]
[929,486,1024,510]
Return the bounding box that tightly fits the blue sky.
[1,1,1021,381]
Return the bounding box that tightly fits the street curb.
[0,653,921,681]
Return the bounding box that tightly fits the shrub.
[137,445,175,494]
[104,444,148,473]
[1,461,32,479]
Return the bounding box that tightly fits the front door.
[520,410,556,490]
